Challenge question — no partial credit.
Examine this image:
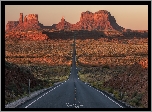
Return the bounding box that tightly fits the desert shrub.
[132,91,138,98]
[129,93,143,107]
[122,92,129,102]
[113,90,121,100]
[102,65,110,69]
[106,87,113,94]
[6,82,17,92]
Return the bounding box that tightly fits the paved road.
[17,36,129,108]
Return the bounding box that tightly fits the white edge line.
[90,84,124,108]
[25,83,63,108]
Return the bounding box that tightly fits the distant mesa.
[6,13,41,31]
[6,10,126,32]
[73,10,124,31]
[55,10,125,31]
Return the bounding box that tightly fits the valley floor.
[5,37,148,108]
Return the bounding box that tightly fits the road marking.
[25,99,37,108]
[25,82,65,108]
[66,102,84,108]
[37,97,40,100]
[85,82,124,108]
[100,92,104,95]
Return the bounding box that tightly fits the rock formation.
[22,14,39,29]
[6,13,42,32]
[6,10,125,32]
[6,21,19,31]
[6,10,148,38]
[54,10,125,31]
[73,10,124,31]
[55,16,71,30]
[19,13,23,24]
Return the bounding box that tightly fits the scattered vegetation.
[77,38,148,108]
[5,39,72,105]
[5,61,70,105]
[5,36,148,108]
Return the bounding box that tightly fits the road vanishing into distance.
[17,35,129,108]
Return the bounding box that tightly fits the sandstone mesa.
[5,10,148,40]
[5,10,129,31]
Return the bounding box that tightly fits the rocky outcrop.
[55,17,71,30]
[6,11,148,38]
[75,10,124,31]
[6,21,19,31]
[19,13,23,24]
[18,14,40,31]
[54,10,124,31]
[6,13,42,32]
[23,14,38,26]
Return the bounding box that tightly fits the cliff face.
[19,13,23,24]
[55,17,71,30]
[54,10,124,31]
[74,10,124,31]
[6,13,42,32]
[6,21,19,31]
[23,14,38,26]
[6,10,125,32]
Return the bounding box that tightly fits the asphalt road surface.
[17,36,129,108]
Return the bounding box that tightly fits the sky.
[5,5,148,30]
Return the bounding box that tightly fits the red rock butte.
[6,10,126,32]
[6,13,40,31]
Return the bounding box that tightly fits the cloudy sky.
[5,5,148,30]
